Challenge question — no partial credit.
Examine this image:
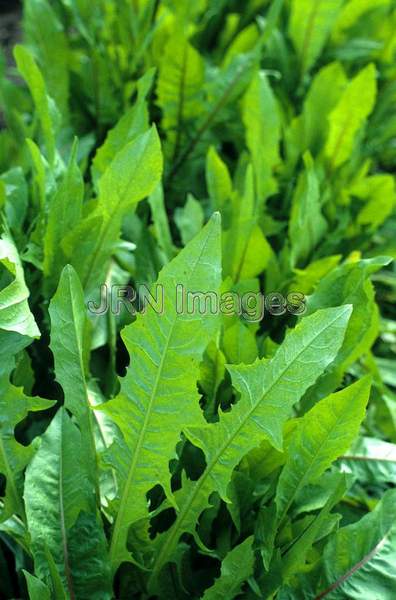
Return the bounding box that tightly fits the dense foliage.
[0,0,396,598]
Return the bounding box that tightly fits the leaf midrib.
[109,224,216,569]
[277,393,362,522]
[82,132,154,291]
[150,306,349,581]
[314,530,391,599]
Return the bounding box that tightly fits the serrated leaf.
[92,68,155,184]
[148,305,351,587]
[104,214,222,572]
[0,357,53,522]
[67,126,163,297]
[276,377,371,521]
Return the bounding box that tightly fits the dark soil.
[0,0,22,67]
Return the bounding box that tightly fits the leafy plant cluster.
[0,0,396,598]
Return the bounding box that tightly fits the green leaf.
[174,194,205,245]
[305,257,391,400]
[325,63,377,168]
[0,229,40,343]
[67,126,163,296]
[202,536,255,599]
[0,357,52,522]
[148,183,176,262]
[13,45,59,164]
[287,62,348,160]
[24,408,112,598]
[280,473,348,582]
[48,265,98,494]
[289,0,344,73]
[338,436,396,486]
[314,488,396,599]
[24,571,51,600]
[242,70,281,200]
[223,165,271,281]
[92,68,155,184]
[43,142,84,294]
[223,320,258,365]
[351,174,396,231]
[275,377,371,521]
[206,146,233,214]
[23,0,69,116]
[200,340,226,420]
[0,168,29,234]
[104,214,222,572]
[157,33,204,161]
[148,305,351,586]
[289,152,327,267]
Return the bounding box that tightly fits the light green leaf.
[332,0,390,43]
[67,126,163,296]
[175,194,205,245]
[24,408,112,598]
[43,142,84,294]
[202,536,255,599]
[223,320,258,365]
[314,488,396,599]
[14,45,59,164]
[0,357,53,522]
[92,68,155,184]
[276,377,371,521]
[289,0,344,73]
[23,0,69,116]
[289,152,327,267]
[305,257,391,400]
[148,183,176,262]
[157,34,204,160]
[24,571,51,600]
[0,168,28,233]
[104,214,222,572]
[206,146,233,214]
[325,63,377,168]
[339,436,396,485]
[242,70,280,200]
[0,230,40,341]
[148,306,351,586]
[49,265,98,492]
[351,174,396,231]
[287,62,348,160]
[223,165,271,281]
